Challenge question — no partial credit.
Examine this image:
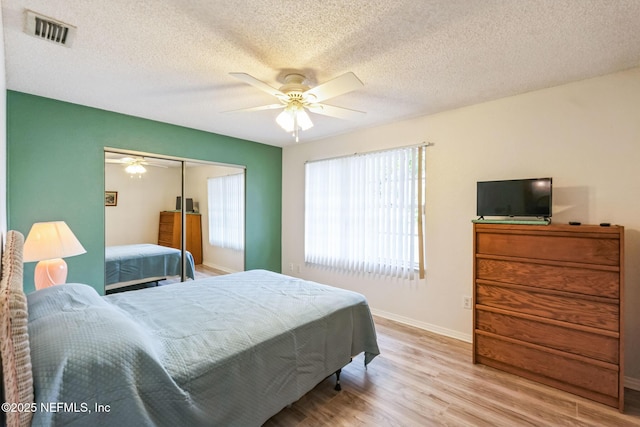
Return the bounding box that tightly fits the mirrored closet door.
[104,150,245,294]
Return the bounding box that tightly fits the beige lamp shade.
[23,221,86,290]
[23,221,86,262]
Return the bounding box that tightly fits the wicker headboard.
[0,231,34,427]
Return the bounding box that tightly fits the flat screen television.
[476,178,552,218]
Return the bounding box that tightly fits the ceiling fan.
[227,71,366,142]
[105,156,168,177]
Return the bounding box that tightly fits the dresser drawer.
[159,223,175,234]
[159,212,175,224]
[476,333,618,399]
[476,232,620,266]
[476,284,619,331]
[476,309,618,363]
[476,258,619,298]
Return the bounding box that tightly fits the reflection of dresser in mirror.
[158,211,203,264]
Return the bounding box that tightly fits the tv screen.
[476,178,552,218]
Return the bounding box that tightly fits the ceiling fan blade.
[222,104,285,113]
[105,156,137,164]
[139,157,177,168]
[307,103,366,120]
[304,72,363,103]
[229,73,286,99]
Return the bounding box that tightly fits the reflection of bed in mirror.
[105,244,195,291]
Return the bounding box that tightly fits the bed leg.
[334,369,342,391]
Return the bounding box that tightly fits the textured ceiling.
[2,0,640,147]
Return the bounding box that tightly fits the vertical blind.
[305,145,426,280]
[207,173,245,251]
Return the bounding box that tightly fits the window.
[207,173,245,251]
[305,145,426,280]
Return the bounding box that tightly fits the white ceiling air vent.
[25,10,76,47]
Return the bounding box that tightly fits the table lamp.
[23,221,87,290]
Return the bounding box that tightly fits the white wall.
[105,163,181,245]
[282,68,640,383]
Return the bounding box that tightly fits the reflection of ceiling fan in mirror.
[105,156,168,177]
[226,71,366,142]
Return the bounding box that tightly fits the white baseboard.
[625,376,640,391]
[370,308,473,343]
[371,309,640,390]
[201,262,237,275]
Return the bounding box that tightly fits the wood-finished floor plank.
[265,316,640,426]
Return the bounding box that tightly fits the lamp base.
[34,258,68,290]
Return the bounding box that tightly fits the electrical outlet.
[463,296,472,310]
[289,263,294,272]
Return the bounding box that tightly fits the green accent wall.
[7,91,282,294]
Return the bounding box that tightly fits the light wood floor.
[265,316,640,426]
[158,264,223,285]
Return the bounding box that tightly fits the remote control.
[569,221,581,226]
[600,222,611,227]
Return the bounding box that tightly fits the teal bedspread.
[27,270,379,426]
[105,244,195,286]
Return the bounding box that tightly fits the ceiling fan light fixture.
[276,103,314,142]
[125,162,147,176]
[296,110,313,131]
[276,109,295,132]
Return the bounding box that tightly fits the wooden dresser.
[473,223,624,410]
[158,211,203,264]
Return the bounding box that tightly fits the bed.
[105,243,196,291]
[0,231,379,427]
